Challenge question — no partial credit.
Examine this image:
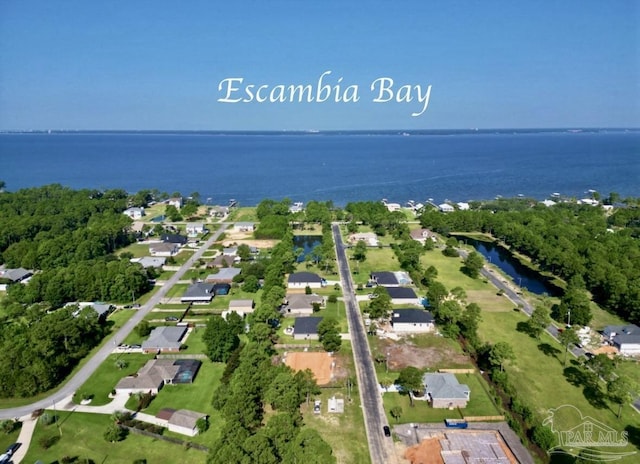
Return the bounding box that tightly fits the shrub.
[531,424,557,450]
[39,434,60,449]
[104,423,127,442]
[327,294,338,304]
[40,413,58,426]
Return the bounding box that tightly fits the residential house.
[67,302,114,321]
[205,268,241,284]
[603,324,640,355]
[391,309,435,333]
[209,205,229,218]
[123,207,145,220]
[149,242,179,257]
[386,287,421,305]
[0,267,33,283]
[282,293,325,316]
[384,202,402,212]
[156,409,208,437]
[115,358,201,395]
[222,246,239,257]
[234,222,256,232]
[185,222,207,236]
[348,232,379,247]
[289,202,304,213]
[181,282,215,304]
[409,228,437,244]
[141,326,188,353]
[422,373,470,408]
[168,197,183,209]
[540,199,557,207]
[293,316,323,340]
[206,255,236,268]
[456,202,470,210]
[161,234,188,245]
[225,299,255,317]
[438,203,455,213]
[288,272,324,289]
[131,256,166,269]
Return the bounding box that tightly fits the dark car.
[383,425,391,437]
[6,442,21,455]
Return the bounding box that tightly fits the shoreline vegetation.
[1,184,639,463]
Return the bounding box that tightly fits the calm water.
[466,238,561,296]
[0,130,638,205]
[293,235,322,262]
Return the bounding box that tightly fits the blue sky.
[0,1,638,130]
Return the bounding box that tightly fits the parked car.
[383,425,391,437]
[165,316,178,322]
[5,443,20,455]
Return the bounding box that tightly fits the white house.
[603,325,640,355]
[234,222,256,232]
[282,293,324,316]
[288,272,324,289]
[149,242,179,257]
[391,309,435,333]
[439,203,454,213]
[409,228,437,244]
[123,207,145,220]
[185,222,207,236]
[168,197,183,209]
[456,202,470,210]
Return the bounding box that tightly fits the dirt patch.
[378,338,469,371]
[222,238,278,249]
[404,436,444,464]
[283,351,337,385]
[593,345,619,357]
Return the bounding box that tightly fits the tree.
[607,376,634,419]
[367,286,392,319]
[115,359,128,370]
[528,305,551,338]
[294,369,320,406]
[203,316,240,362]
[318,317,342,352]
[462,251,484,278]
[283,427,336,464]
[489,342,515,372]
[103,423,127,442]
[390,406,403,423]
[135,320,152,337]
[554,286,592,326]
[242,275,260,293]
[434,300,462,338]
[558,328,580,366]
[353,240,368,262]
[531,424,556,450]
[395,366,424,406]
[586,353,617,384]
[426,281,448,310]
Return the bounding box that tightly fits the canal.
[465,238,562,296]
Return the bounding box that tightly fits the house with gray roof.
[186,222,207,236]
[385,287,421,305]
[156,408,208,437]
[391,309,435,333]
[282,293,325,316]
[206,255,236,268]
[293,317,323,340]
[603,324,640,355]
[205,268,241,283]
[115,359,181,394]
[149,242,179,257]
[370,271,413,287]
[0,267,33,283]
[224,299,255,317]
[288,272,324,289]
[181,282,215,303]
[422,373,470,408]
[142,326,187,353]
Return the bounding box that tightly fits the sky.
[0,1,638,130]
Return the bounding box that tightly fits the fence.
[438,368,476,374]
[463,415,506,422]
[156,353,208,359]
[122,425,209,452]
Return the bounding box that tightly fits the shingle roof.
[370,272,398,286]
[181,282,215,300]
[0,268,32,282]
[386,287,418,299]
[288,272,323,284]
[229,299,254,309]
[161,234,188,244]
[142,326,187,351]
[423,373,470,400]
[293,317,323,335]
[168,409,207,429]
[391,309,434,324]
[286,294,323,311]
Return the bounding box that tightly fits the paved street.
[0,224,227,422]
[332,223,398,464]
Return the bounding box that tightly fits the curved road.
[332,224,397,464]
[0,225,228,421]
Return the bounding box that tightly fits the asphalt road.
[457,247,585,358]
[332,224,397,464]
[0,225,228,420]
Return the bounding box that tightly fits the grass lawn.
[382,373,501,424]
[24,411,207,464]
[479,309,640,460]
[137,360,225,445]
[73,353,154,405]
[347,247,400,287]
[0,424,21,454]
[116,242,151,258]
[231,207,257,222]
[164,283,189,299]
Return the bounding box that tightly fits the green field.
[24,412,207,464]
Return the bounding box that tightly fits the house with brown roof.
[409,228,437,244]
[207,255,236,268]
[282,293,325,316]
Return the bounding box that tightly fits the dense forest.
[0,184,154,396]
[418,199,640,324]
